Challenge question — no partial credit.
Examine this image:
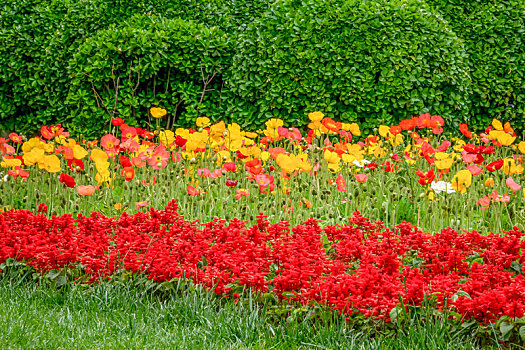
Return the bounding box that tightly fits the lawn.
[0,273,484,349]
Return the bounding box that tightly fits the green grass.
[0,275,491,350]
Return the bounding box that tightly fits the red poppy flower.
[77,185,96,196]
[504,122,516,137]
[197,168,211,177]
[143,131,155,140]
[398,118,416,131]
[67,159,85,172]
[367,136,379,144]
[55,145,74,160]
[389,126,402,135]
[268,147,287,159]
[187,185,205,196]
[506,177,521,191]
[112,118,124,126]
[8,166,29,179]
[148,146,169,170]
[255,174,275,193]
[101,134,120,151]
[245,159,263,175]
[173,135,187,147]
[59,173,76,188]
[462,144,494,164]
[306,130,314,144]
[223,162,237,172]
[121,126,137,141]
[236,150,249,159]
[119,155,132,168]
[135,128,146,137]
[486,160,503,172]
[415,169,435,185]
[410,132,421,140]
[9,133,23,144]
[366,162,378,170]
[41,125,68,140]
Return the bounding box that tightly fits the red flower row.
[0,201,523,323]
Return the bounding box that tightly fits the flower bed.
[1,112,524,234]
[1,201,523,324]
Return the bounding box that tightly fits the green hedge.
[2,0,524,136]
[0,0,177,135]
[426,0,525,131]
[68,14,232,137]
[227,0,472,132]
[0,0,271,136]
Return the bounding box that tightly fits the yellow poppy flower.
[308,111,324,122]
[307,120,322,130]
[518,141,525,154]
[451,169,472,193]
[158,130,175,147]
[150,107,167,119]
[196,117,211,128]
[22,137,46,153]
[73,144,88,159]
[378,125,391,138]
[324,149,340,164]
[265,118,284,129]
[90,149,109,164]
[1,158,22,168]
[42,155,61,173]
[492,119,503,131]
[23,148,45,166]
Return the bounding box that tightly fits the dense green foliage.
[0,0,271,137]
[228,0,471,132]
[0,0,178,135]
[1,0,524,136]
[426,0,525,132]
[68,15,232,137]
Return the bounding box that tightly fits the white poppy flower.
[352,159,371,168]
[430,181,456,194]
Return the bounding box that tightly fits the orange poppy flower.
[121,167,136,181]
[354,173,369,183]
[322,117,342,133]
[77,185,96,196]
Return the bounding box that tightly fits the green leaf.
[500,322,515,341]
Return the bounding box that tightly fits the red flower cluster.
[0,202,523,324]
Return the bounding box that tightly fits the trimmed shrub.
[0,0,179,135]
[0,0,272,136]
[425,0,525,132]
[227,0,472,132]
[0,0,72,134]
[67,15,232,137]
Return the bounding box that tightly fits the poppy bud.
[226,179,238,187]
